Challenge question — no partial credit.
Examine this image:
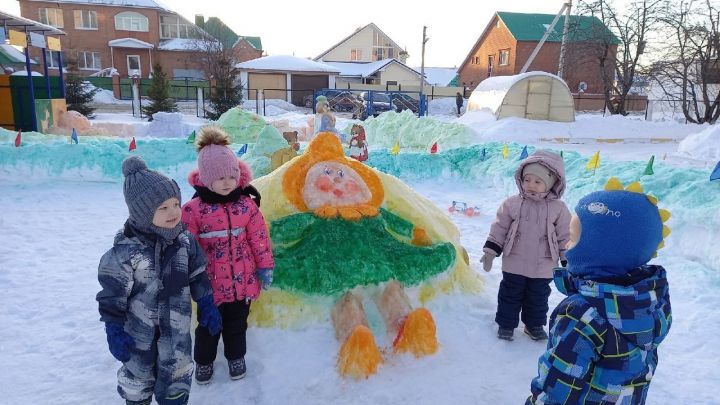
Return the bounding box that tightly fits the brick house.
[18,0,262,79]
[458,12,618,95]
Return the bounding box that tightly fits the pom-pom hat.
[122,156,181,230]
[196,126,240,187]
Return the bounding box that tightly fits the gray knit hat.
[122,156,181,230]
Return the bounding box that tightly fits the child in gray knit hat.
[97,156,222,405]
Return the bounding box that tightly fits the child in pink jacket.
[182,126,275,384]
[480,150,571,341]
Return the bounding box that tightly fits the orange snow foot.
[337,325,383,379]
[393,308,439,357]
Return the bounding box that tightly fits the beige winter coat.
[485,151,571,279]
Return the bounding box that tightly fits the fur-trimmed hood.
[187,159,253,189]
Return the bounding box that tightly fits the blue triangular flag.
[237,144,248,156]
[480,147,486,161]
[519,145,528,160]
[711,161,720,181]
[70,128,79,144]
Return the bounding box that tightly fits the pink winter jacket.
[181,160,275,304]
[485,151,571,279]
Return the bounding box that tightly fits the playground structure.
[0,11,66,132]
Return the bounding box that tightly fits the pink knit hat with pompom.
[196,126,240,187]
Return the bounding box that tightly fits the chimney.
[195,15,205,28]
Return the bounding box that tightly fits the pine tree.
[142,63,177,121]
[206,77,242,121]
[65,56,99,118]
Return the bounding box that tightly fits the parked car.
[391,93,420,113]
[359,91,393,115]
[303,90,362,112]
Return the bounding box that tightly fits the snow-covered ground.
[1,103,719,404]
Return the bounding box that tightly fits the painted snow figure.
[348,123,369,162]
[527,177,672,405]
[313,95,339,139]
[270,132,456,378]
[97,156,221,405]
[268,130,300,172]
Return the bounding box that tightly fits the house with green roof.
[458,11,619,95]
[195,15,263,63]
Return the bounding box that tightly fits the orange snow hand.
[337,325,383,379]
[411,228,432,246]
[393,308,438,357]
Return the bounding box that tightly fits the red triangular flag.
[430,142,438,154]
[14,130,22,147]
[129,137,137,151]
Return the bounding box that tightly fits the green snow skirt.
[271,215,456,295]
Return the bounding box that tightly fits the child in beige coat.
[480,150,571,341]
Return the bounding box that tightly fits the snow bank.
[677,124,720,162]
[146,112,193,138]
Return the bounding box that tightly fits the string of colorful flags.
[9,130,720,181]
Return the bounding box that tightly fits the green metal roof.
[239,36,262,51]
[497,12,620,45]
[204,17,239,49]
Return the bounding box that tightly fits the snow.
[1,105,719,405]
[323,59,419,78]
[236,55,340,73]
[158,38,204,51]
[39,0,172,10]
[10,70,43,76]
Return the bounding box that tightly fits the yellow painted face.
[302,161,372,209]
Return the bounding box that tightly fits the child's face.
[522,174,548,194]
[210,176,238,196]
[152,197,181,229]
[567,214,582,250]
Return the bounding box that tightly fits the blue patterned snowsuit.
[97,225,212,403]
[527,265,672,405]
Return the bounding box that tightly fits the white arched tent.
[467,72,575,122]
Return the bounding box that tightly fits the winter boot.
[195,363,214,385]
[228,357,247,380]
[497,327,514,341]
[524,326,548,341]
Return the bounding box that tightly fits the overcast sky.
[0,0,631,67]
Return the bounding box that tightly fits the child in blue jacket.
[97,156,222,405]
[527,178,672,405]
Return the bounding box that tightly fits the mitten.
[256,268,273,290]
[105,322,135,362]
[480,247,497,272]
[198,295,222,336]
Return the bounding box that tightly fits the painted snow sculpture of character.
[313,96,339,139]
[348,124,369,162]
[270,132,456,378]
[268,130,301,172]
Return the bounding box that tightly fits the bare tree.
[576,0,663,115]
[192,34,243,120]
[651,0,720,123]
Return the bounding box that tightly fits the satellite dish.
[578,81,588,93]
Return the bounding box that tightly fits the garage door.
[247,73,286,100]
[290,74,329,107]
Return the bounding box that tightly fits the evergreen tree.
[206,76,242,121]
[142,63,177,121]
[65,55,99,118]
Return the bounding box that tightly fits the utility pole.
[419,26,429,115]
[558,0,573,80]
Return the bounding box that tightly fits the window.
[78,51,101,70]
[74,10,97,30]
[45,49,64,68]
[351,49,363,61]
[474,56,479,64]
[115,11,148,32]
[487,55,494,76]
[160,15,195,39]
[372,29,394,61]
[38,8,63,28]
[499,49,509,66]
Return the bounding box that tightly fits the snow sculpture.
[348,124,368,162]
